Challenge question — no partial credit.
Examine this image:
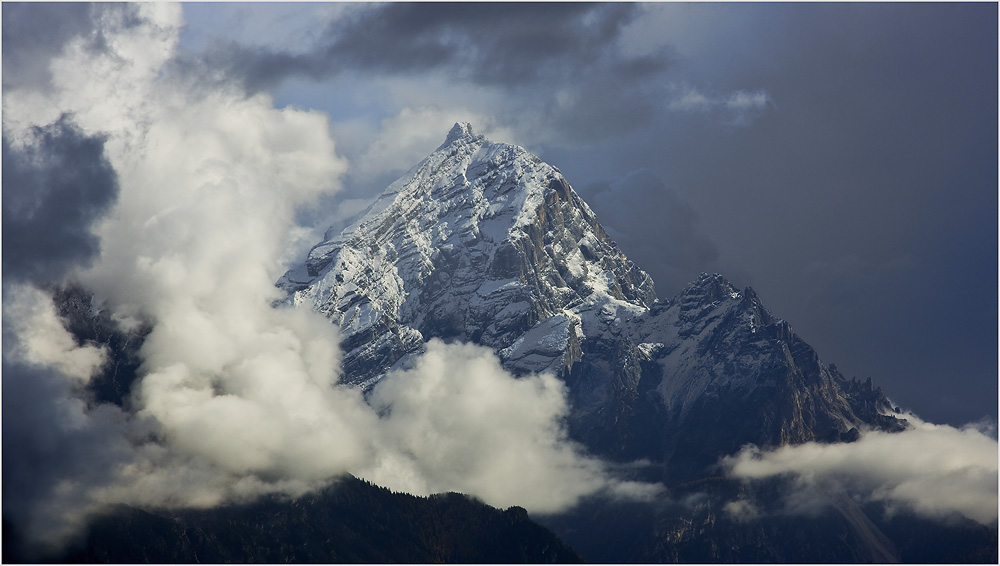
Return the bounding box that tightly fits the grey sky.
[4,2,996,430]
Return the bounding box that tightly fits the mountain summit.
[279,123,655,391]
[441,121,476,147]
[280,124,905,476]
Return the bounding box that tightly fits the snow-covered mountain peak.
[279,124,656,385]
[441,121,478,148]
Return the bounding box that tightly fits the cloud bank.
[2,4,652,552]
[200,3,653,92]
[190,2,763,147]
[721,413,998,525]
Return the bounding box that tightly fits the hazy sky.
[2,2,996,552]
[168,2,996,427]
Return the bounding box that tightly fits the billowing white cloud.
[721,413,998,525]
[4,1,351,540]
[2,5,654,551]
[364,340,661,513]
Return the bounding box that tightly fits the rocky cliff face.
[280,124,905,481]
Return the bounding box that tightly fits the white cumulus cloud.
[364,339,661,513]
[721,412,998,525]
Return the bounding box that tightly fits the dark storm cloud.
[200,3,669,119]
[321,3,646,84]
[2,116,120,285]
[193,40,321,93]
[579,169,721,297]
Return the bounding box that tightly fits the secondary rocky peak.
[676,272,738,304]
